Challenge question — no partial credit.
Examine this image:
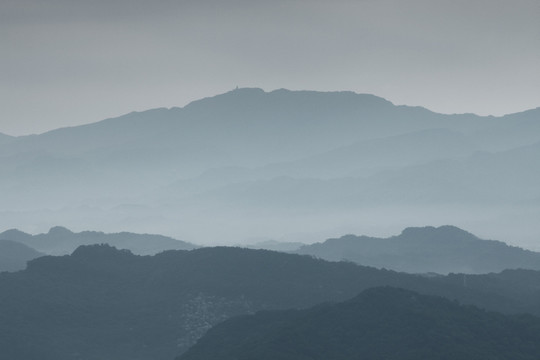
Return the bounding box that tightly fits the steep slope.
[179,287,540,360]
[0,239,44,272]
[0,227,197,255]
[2,245,540,359]
[296,226,540,274]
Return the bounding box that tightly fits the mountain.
[296,226,540,274]
[162,128,479,196]
[0,239,44,272]
[260,127,479,179]
[1,89,446,174]
[187,141,540,207]
[0,227,197,255]
[1,88,539,245]
[171,139,540,245]
[243,239,304,252]
[3,245,540,359]
[0,132,14,145]
[179,287,540,360]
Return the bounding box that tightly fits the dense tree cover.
[2,245,540,359]
[179,287,540,360]
[296,226,540,274]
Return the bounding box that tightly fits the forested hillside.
[2,245,540,359]
[180,287,540,360]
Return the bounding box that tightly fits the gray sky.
[1,0,539,136]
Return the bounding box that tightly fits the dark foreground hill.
[2,245,540,359]
[179,287,540,360]
[0,239,43,272]
[296,226,540,274]
[0,226,197,255]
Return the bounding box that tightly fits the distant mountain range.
[179,287,540,360]
[3,88,539,360]
[2,224,536,275]
[296,225,540,274]
[0,226,196,256]
[1,88,539,245]
[3,244,540,359]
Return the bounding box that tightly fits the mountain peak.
[0,228,33,241]
[398,225,476,242]
[47,226,74,236]
[71,243,133,258]
[184,87,394,114]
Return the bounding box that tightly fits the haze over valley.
[1,86,539,360]
[1,88,539,248]
[2,1,540,358]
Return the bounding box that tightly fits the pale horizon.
[2,86,539,137]
[2,0,539,136]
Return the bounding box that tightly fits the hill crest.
[297,226,540,274]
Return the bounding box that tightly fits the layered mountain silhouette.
[179,287,540,360]
[1,88,539,245]
[296,226,540,274]
[3,244,540,359]
[0,239,43,272]
[0,226,196,256]
[243,239,304,252]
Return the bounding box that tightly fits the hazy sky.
[1,0,539,135]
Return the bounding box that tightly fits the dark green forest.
[179,287,540,360]
[2,245,540,359]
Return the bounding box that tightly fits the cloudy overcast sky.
[1,0,539,135]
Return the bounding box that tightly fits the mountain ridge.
[1,88,539,245]
[3,244,540,359]
[0,239,44,272]
[296,225,540,274]
[179,286,540,360]
[0,226,197,256]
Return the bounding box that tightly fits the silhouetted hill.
[3,245,540,359]
[296,226,540,274]
[0,239,44,272]
[243,239,304,252]
[0,132,14,144]
[1,89,443,173]
[179,287,540,360]
[0,228,34,243]
[0,227,197,255]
